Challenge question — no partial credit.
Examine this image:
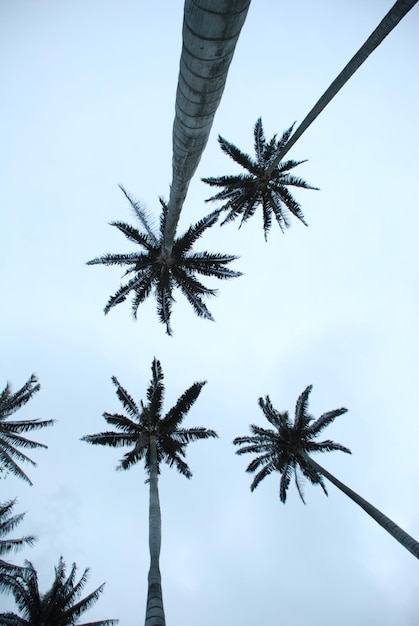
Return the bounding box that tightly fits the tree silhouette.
[234,385,419,559]
[203,117,318,239]
[82,358,218,625]
[0,556,118,625]
[0,375,54,485]
[87,186,242,335]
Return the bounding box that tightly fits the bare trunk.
[305,455,419,559]
[163,0,251,256]
[144,438,165,626]
[267,0,418,174]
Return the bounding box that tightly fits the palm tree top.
[81,358,218,476]
[233,385,350,503]
[202,117,318,240]
[87,186,242,335]
[0,556,118,625]
[0,374,55,485]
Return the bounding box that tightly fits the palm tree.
[0,500,36,591]
[233,385,419,559]
[202,117,318,239]
[164,0,251,255]
[81,358,218,626]
[0,556,118,625]
[266,0,418,171]
[87,186,242,335]
[0,375,54,485]
[0,500,36,557]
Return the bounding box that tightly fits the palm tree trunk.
[145,438,165,626]
[163,0,251,256]
[305,455,419,559]
[267,0,418,174]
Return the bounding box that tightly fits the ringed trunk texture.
[164,0,251,255]
[145,438,165,626]
[306,455,419,559]
[267,0,418,174]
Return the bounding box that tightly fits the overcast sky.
[1,1,418,624]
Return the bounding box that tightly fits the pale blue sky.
[1,1,418,624]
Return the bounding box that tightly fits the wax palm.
[234,385,419,559]
[0,375,54,485]
[87,186,241,336]
[0,556,118,625]
[81,358,218,626]
[202,118,318,239]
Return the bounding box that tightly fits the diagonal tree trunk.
[145,438,165,626]
[163,0,251,256]
[267,0,418,174]
[305,455,419,559]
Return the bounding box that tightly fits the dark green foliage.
[81,358,218,475]
[0,556,118,626]
[0,500,36,595]
[87,186,242,335]
[0,500,36,556]
[0,375,54,485]
[233,385,350,502]
[202,118,318,239]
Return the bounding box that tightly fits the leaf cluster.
[202,118,318,239]
[87,186,242,335]
[233,385,350,503]
[81,358,218,476]
[0,556,118,626]
[0,375,54,485]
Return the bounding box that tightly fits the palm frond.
[218,136,260,176]
[171,427,218,444]
[174,274,215,320]
[250,461,276,492]
[80,432,136,448]
[279,463,293,502]
[102,413,138,433]
[110,221,155,250]
[111,377,139,419]
[0,375,40,416]
[254,117,266,163]
[103,273,152,315]
[308,407,348,436]
[86,252,142,268]
[118,184,158,245]
[161,382,206,432]
[294,385,313,431]
[0,447,38,486]
[172,210,220,255]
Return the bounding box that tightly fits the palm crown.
[233,385,350,503]
[81,358,218,475]
[0,375,54,485]
[0,556,118,626]
[87,186,242,335]
[202,117,318,239]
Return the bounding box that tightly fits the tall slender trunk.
[305,455,419,559]
[163,0,251,256]
[145,438,165,626]
[267,0,418,175]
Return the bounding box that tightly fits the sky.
[1,0,418,624]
